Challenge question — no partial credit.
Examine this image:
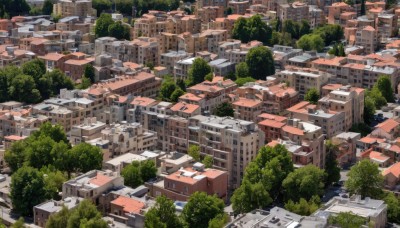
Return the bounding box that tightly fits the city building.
[147,163,228,201]
[34,197,83,227]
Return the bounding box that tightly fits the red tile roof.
[375,119,399,133]
[88,173,112,187]
[111,196,145,214]
[282,125,304,136]
[383,162,400,178]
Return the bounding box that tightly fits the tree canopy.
[296,34,324,52]
[182,192,225,228]
[187,58,211,86]
[231,145,294,214]
[0,60,73,104]
[144,196,185,228]
[235,62,250,79]
[245,46,275,80]
[11,166,47,216]
[304,88,320,104]
[188,145,201,161]
[121,160,157,188]
[235,77,255,86]
[376,75,395,102]
[232,15,272,45]
[324,141,341,186]
[328,212,367,228]
[345,160,384,198]
[282,165,326,202]
[213,102,234,117]
[42,0,53,15]
[284,195,320,216]
[46,200,107,228]
[95,13,130,39]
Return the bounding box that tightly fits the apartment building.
[69,117,106,145]
[160,51,190,75]
[196,6,224,23]
[269,118,326,168]
[330,132,361,167]
[188,115,264,188]
[383,162,400,190]
[98,122,157,158]
[287,101,345,138]
[197,0,228,9]
[219,40,262,64]
[53,0,95,18]
[257,113,287,143]
[312,56,400,89]
[309,5,325,29]
[278,2,309,22]
[95,37,159,65]
[209,14,248,37]
[228,0,251,15]
[176,29,228,54]
[62,170,124,202]
[181,78,237,114]
[328,2,352,24]
[275,69,331,99]
[319,196,387,228]
[376,14,398,42]
[87,72,161,98]
[103,153,148,174]
[147,164,228,201]
[232,98,263,122]
[236,81,299,114]
[355,26,378,54]
[34,197,83,227]
[132,12,201,39]
[319,84,365,130]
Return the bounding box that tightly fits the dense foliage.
[245,46,275,80]
[232,15,272,45]
[0,59,74,104]
[95,13,131,39]
[121,160,157,188]
[46,200,107,228]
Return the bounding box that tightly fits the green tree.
[170,88,185,102]
[159,79,176,101]
[42,0,53,15]
[83,64,95,83]
[108,21,131,40]
[188,145,201,161]
[3,0,30,17]
[67,200,107,228]
[299,20,311,37]
[187,58,211,85]
[350,123,372,137]
[282,165,326,202]
[140,160,157,182]
[232,15,272,44]
[176,79,186,91]
[204,72,213,82]
[231,180,272,214]
[328,212,367,228]
[304,88,319,104]
[8,74,41,103]
[376,75,395,102]
[203,155,213,168]
[282,20,300,39]
[297,34,324,52]
[25,135,56,169]
[11,217,25,228]
[314,24,344,46]
[213,102,234,117]
[284,195,320,216]
[32,122,69,144]
[77,76,92,89]
[69,143,103,173]
[345,160,384,198]
[367,87,387,109]
[364,96,376,124]
[121,161,143,188]
[325,141,341,186]
[231,145,294,214]
[144,196,184,228]
[42,168,66,200]
[208,213,229,228]
[235,77,255,86]
[246,46,275,80]
[95,13,114,38]
[22,58,46,82]
[92,0,112,16]
[182,192,225,228]
[42,69,74,98]
[46,206,71,228]
[361,0,366,15]
[11,166,47,216]
[5,140,28,172]
[235,62,249,78]
[383,192,400,223]
[338,43,346,56]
